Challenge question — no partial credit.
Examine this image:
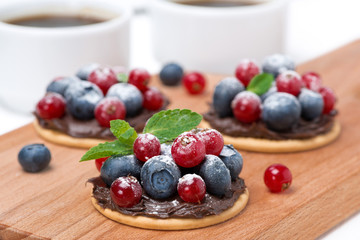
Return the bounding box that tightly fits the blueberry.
[219,145,243,181]
[76,63,100,80]
[100,154,142,186]
[262,54,295,78]
[64,81,103,120]
[140,155,181,199]
[159,63,184,86]
[160,143,172,156]
[260,86,277,102]
[213,77,244,117]
[298,89,324,121]
[262,92,301,131]
[46,76,80,96]
[106,83,143,117]
[18,144,51,173]
[199,155,231,196]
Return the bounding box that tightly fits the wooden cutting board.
[1,40,360,240]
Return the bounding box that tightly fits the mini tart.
[91,188,249,230]
[201,119,341,153]
[33,94,170,149]
[33,120,106,148]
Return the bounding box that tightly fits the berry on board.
[183,72,206,95]
[264,163,292,193]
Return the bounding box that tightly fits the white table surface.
[0,0,359,239]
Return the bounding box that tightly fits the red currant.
[95,157,109,172]
[171,132,206,168]
[183,72,206,95]
[94,97,126,128]
[235,59,260,87]
[319,86,336,114]
[177,174,206,203]
[264,164,292,193]
[110,176,142,208]
[36,93,66,119]
[276,70,303,96]
[143,87,164,111]
[231,91,261,123]
[133,133,161,162]
[88,67,118,95]
[301,72,322,92]
[53,76,65,82]
[193,128,224,156]
[128,68,151,92]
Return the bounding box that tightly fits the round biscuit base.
[33,120,107,149]
[201,120,341,153]
[91,188,249,230]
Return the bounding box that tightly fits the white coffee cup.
[0,0,131,114]
[150,0,288,74]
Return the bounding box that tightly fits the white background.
[0,0,359,239]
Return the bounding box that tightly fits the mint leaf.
[110,120,137,146]
[247,73,274,96]
[80,140,133,161]
[117,73,128,83]
[143,109,202,143]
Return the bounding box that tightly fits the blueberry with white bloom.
[199,155,231,196]
[262,92,301,131]
[141,155,181,199]
[46,76,80,96]
[298,89,324,121]
[76,63,100,80]
[64,80,103,120]
[262,54,295,78]
[101,154,142,186]
[106,83,143,117]
[213,77,244,117]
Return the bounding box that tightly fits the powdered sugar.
[178,174,202,186]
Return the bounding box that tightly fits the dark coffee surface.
[5,14,105,28]
[175,0,257,7]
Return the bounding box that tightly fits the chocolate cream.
[89,176,246,219]
[203,107,337,140]
[35,98,169,139]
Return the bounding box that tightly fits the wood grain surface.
[1,41,360,240]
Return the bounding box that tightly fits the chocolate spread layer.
[89,176,246,219]
[35,99,169,139]
[203,107,337,140]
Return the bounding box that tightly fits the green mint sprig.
[80,109,202,162]
[80,141,133,162]
[110,120,137,147]
[246,73,274,96]
[117,73,128,83]
[80,120,136,162]
[143,109,202,143]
